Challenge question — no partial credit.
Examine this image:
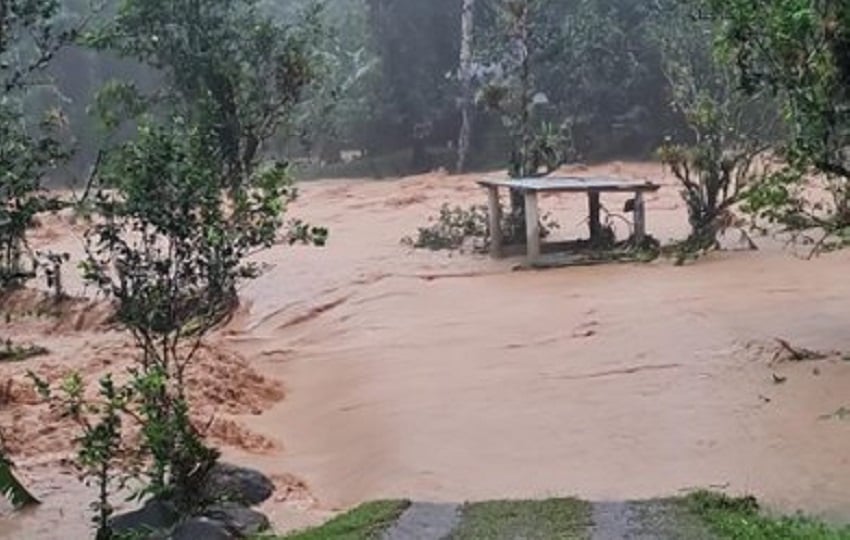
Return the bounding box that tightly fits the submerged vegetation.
[0,340,49,363]
[403,203,559,253]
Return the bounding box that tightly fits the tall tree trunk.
[518,1,532,178]
[456,0,475,173]
[509,0,531,233]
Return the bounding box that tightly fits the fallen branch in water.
[774,338,827,362]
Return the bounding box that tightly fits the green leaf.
[0,456,39,508]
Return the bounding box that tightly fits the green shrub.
[404,203,558,252]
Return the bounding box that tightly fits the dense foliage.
[24,0,326,536]
[41,0,700,178]
[0,0,80,509]
[0,0,77,287]
[707,0,850,246]
[655,1,775,255]
[44,0,836,179]
[83,0,326,311]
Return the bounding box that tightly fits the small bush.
[404,204,558,252]
[659,142,762,257]
[404,204,489,252]
[31,372,130,539]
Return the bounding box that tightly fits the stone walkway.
[379,500,717,540]
[590,501,716,539]
[382,503,462,540]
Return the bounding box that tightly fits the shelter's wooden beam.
[588,191,601,242]
[487,186,503,258]
[634,192,646,244]
[525,192,540,262]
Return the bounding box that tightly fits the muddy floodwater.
[4,162,850,537]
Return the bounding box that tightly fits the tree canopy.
[707,0,850,243]
[35,0,709,177]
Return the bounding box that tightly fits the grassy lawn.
[449,498,592,539]
[682,491,850,540]
[278,500,410,540]
[262,492,850,539]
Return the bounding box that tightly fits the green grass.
[258,493,850,540]
[278,500,410,540]
[449,498,592,539]
[683,491,850,540]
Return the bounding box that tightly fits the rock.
[204,502,271,537]
[201,462,275,505]
[171,517,235,540]
[110,499,179,535]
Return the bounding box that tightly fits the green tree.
[456,0,476,173]
[85,0,324,302]
[286,0,378,164]
[543,0,674,159]
[365,0,460,170]
[0,0,78,287]
[708,0,850,247]
[0,0,85,510]
[92,0,317,174]
[478,0,558,177]
[476,0,567,234]
[654,1,776,255]
[56,0,325,529]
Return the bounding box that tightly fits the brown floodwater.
[4,162,850,537]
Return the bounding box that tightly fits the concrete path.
[382,502,462,540]
[379,499,717,539]
[592,502,639,539]
[591,501,717,539]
